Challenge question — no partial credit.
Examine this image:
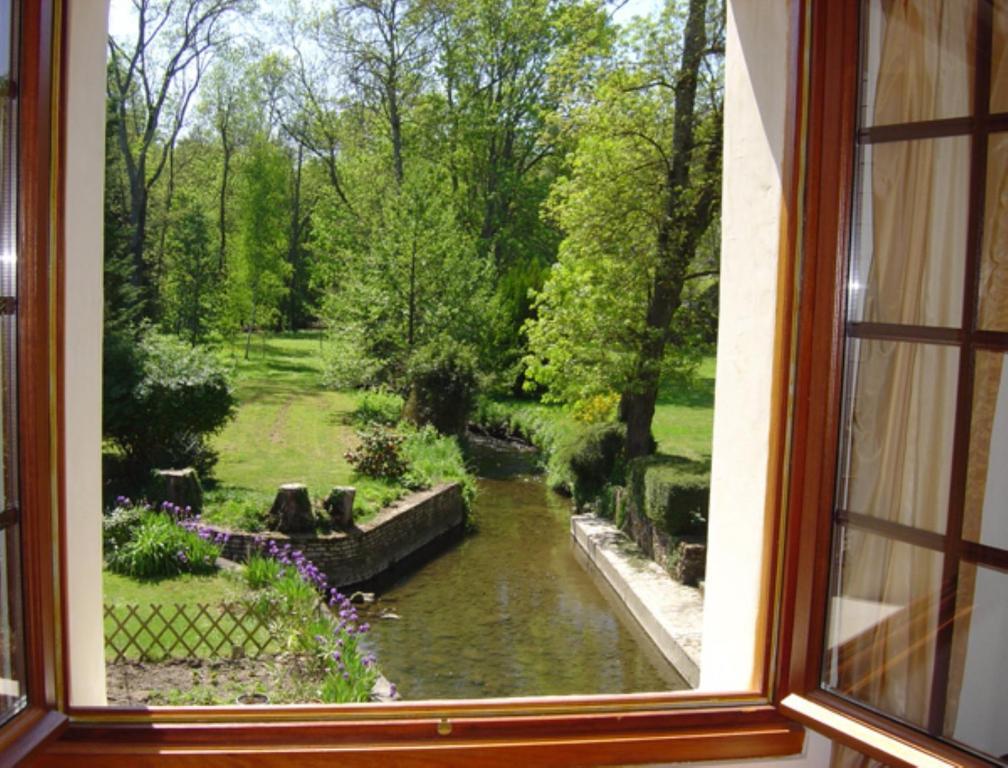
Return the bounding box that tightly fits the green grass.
[652,356,715,460]
[103,569,241,606]
[207,333,403,522]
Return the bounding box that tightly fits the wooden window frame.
[0,1,68,766]
[778,2,1008,767]
[4,0,1000,766]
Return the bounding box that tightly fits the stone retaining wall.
[211,483,465,588]
[622,505,707,587]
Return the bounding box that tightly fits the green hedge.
[627,455,709,536]
[552,422,626,507]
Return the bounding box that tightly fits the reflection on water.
[360,436,686,699]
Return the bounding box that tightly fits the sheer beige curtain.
[830,2,975,766]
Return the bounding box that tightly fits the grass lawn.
[103,569,241,606]
[207,333,401,522]
[652,356,715,460]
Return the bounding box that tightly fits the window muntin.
[823,1,1008,762]
[0,0,24,726]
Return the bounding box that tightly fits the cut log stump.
[266,484,314,534]
[324,486,355,529]
[150,468,203,514]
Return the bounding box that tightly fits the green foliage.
[106,511,221,580]
[353,387,404,426]
[627,455,710,536]
[102,500,147,551]
[552,422,627,507]
[344,426,410,481]
[243,554,282,590]
[402,425,476,510]
[231,135,291,351]
[523,6,722,414]
[201,488,270,532]
[104,330,236,482]
[403,339,478,435]
[161,194,219,344]
[315,161,490,388]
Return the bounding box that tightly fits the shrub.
[344,426,410,481]
[627,455,710,536]
[403,339,477,435]
[102,497,146,550]
[106,510,223,579]
[552,422,626,507]
[353,387,404,426]
[104,330,236,482]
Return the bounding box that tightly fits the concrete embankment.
[571,513,703,687]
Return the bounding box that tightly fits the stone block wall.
[623,504,707,587]
[211,483,465,588]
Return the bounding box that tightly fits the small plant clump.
[104,498,230,580]
[344,426,410,481]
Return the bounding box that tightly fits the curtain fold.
[830,2,977,766]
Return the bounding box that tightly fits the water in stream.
[360,436,687,700]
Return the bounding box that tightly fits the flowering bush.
[105,499,229,579]
[245,540,380,703]
[344,426,410,480]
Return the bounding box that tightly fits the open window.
[6,0,1006,767]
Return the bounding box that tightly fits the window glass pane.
[944,563,1008,760]
[848,137,969,328]
[964,351,1008,550]
[978,132,1008,331]
[837,340,958,535]
[860,0,976,128]
[0,524,25,724]
[822,526,943,730]
[993,0,1007,113]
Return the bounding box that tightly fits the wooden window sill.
[0,707,67,768]
[33,703,804,767]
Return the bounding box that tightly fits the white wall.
[64,0,110,706]
[699,0,792,694]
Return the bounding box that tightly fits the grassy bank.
[474,357,715,474]
[205,333,472,527]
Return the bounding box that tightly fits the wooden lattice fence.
[104,602,280,663]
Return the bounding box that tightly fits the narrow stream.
[361,435,687,699]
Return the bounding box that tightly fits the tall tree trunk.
[218,134,232,272]
[287,144,304,330]
[154,143,177,315]
[621,0,710,459]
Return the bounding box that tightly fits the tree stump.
[266,484,314,534]
[150,468,203,514]
[324,486,355,529]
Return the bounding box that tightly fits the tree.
[107,0,246,313]
[162,193,217,344]
[231,135,292,357]
[315,161,489,386]
[524,0,724,456]
[326,0,432,185]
